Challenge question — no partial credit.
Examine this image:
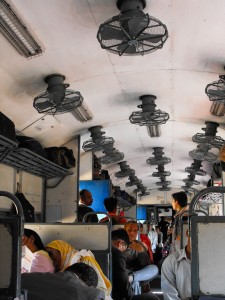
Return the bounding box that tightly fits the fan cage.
[129,109,169,126]
[185,166,206,176]
[33,90,83,115]
[114,168,135,178]
[97,10,168,56]
[146,156,171,165]
[189,149,217,162]
[152,171,171,177]
[82,137,114,152]
[192,133,224,148]
[98,151,124,165]
[205,76,225,102]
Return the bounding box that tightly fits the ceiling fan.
[97,0,168,56]
[33,74,85,116]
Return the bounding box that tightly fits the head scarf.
[46,240,78,271]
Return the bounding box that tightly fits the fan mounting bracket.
[116,0,146,11]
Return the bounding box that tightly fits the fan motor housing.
[116,0,146,11]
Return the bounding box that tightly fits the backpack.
[12,192,35,222]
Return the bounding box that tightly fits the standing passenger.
[169,192,188,253]
[99,197,126,224]
[77,189,98,223]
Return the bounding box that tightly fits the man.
[124,222,159,295]
[111,228,159,300]
[158,217,170,243]
[77,189,98,223]
[21,262,105,300]
[169,192,188,253]
[161,232,191,300]
[99,197,126,224]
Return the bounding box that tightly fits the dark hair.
[124,220,139,230]
[111,228,130,246]
[65,262,98,287]
[79,189,90,198]
[104,197,117,212]
[172,192,187,207]
[24,228,45,250]
[139,223,143,229]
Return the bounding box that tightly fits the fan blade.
[139,33,164,44]
[127,17,148,38]
[100,25,125,41]
[207,89,225,97]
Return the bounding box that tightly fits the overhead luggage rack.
[2,148,73,179]
[0,134,18,161]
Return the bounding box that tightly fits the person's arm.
[161,256,181,300]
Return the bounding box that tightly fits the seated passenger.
[124,221,159,295]
[45,239,111,299]
[111,228,160,300]
[161,231,191,300]
[22,229,54,273]
[99,197,127,224]
[139,223,154,263]
[21,262,105,300]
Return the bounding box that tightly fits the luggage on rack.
[45,146,76,169]
[0,111,17,142]
[16,135,47,158]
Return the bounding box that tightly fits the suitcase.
[16,135,47,158]
[45,146,76,169]
[0,111,17,142]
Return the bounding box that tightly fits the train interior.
[1,0,225,299]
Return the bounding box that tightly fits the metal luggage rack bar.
[0,134,18,161]
[2,148,73,179]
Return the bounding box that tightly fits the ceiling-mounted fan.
[205,72,225,102]
[125,175,142,187]
[146,147,171,165]
[82,126,114,152]
[114,161,135,178]
[129,95,169,130]
[98,146,124,165]
[189,144,217,162]
[185,160,207,176]
[33,74,85,116]
[97,0,168,56]
[192,121,224,148]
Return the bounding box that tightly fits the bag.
[45,147,76,169]
[16,135,47,158]
[0,111,17,142]
[13,192,35,222]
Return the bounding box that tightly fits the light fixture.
[71,100,93,122]
[210,102,225,116]
[0,0,43,58]
[147,124,161,137]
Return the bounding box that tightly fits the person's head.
[45,240,76,272]
[111,228,130,252]
[124,221,139,242]
[171,192,187,211]
[22,228,45,252]
[103,197,117,213]
[80,189,93,206]
[155,226,160,233]
[139,223,144,232]
[65,262,98,287]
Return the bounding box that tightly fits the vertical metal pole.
[164,191,167,204]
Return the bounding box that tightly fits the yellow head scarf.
[46,240,78,271]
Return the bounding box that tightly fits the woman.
[45,239,112,299]
[22,229,54,273]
